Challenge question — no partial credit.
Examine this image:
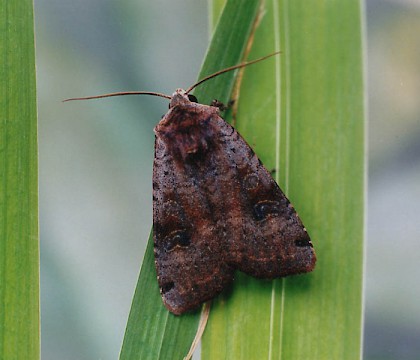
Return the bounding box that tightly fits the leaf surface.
[202,1,365,359]
[0,1,39,359]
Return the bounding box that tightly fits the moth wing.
[153,107,235,315]
[214,117,316,278]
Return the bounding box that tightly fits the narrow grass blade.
[0,1,39,359]
[119,1,262,358]
[202,1,365,359]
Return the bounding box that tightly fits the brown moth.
[153,88,316,315]
[65,54,316,315]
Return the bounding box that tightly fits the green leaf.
[0,1,39,360]
[119,1,262,359]
[202,1,365,359]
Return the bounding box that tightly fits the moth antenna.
[185,51,280,94]
[63,91,171,102]
[63,52,280,102]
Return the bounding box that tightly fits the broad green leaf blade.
[119,1,262,358]
[0,1,39,360]
[202,1,365,360]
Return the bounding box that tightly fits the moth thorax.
[175,126,212,161]
[157,118,214,162]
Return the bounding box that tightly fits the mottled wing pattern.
[213,116,316,278]
[153,104,235,315]
[153,102,315,315]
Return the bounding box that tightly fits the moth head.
[169,89,198,109]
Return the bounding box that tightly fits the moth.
[65,53,316,315]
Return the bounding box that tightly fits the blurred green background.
[34,0,420,359]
